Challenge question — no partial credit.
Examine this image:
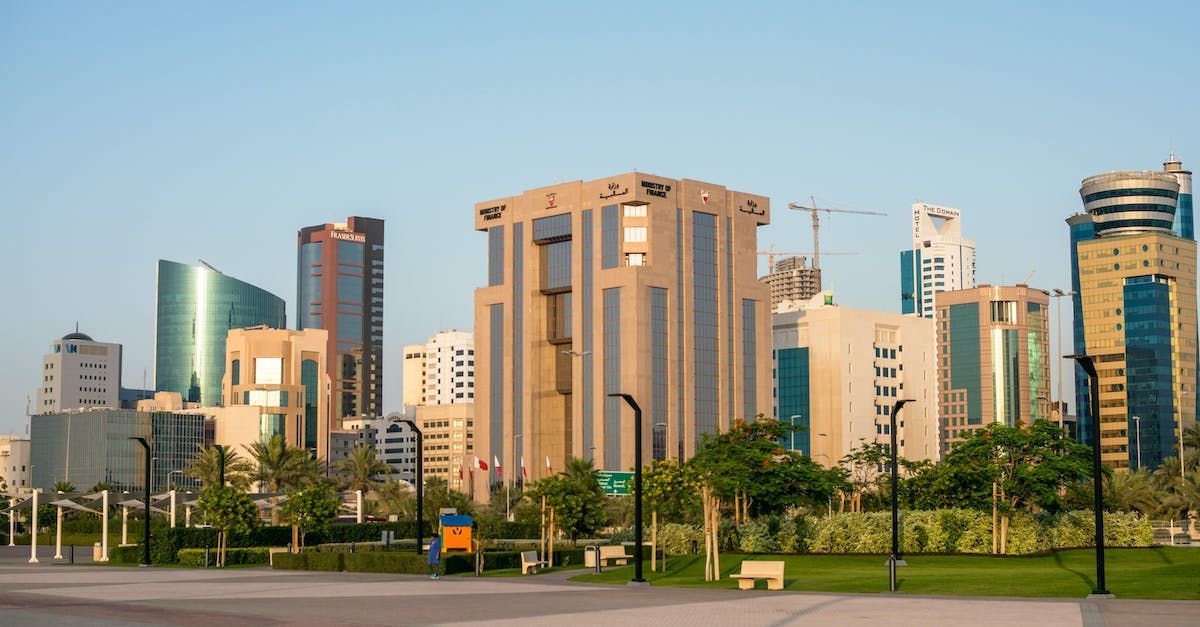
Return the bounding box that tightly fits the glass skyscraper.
[1069,160,1197,471]
[296,217,385,422]
[155,260,286,406]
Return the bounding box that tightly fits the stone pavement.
[0,548,1196,626]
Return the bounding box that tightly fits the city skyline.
[3,3,1199,435]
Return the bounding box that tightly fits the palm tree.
[374,480,416,518]
[563,457,597,482]
[247,435,319,493]
[186,444,254,492]
[89,481,115,493]
[1104,470,1157,515]
[52,481,75,494]
[336,445,392,494]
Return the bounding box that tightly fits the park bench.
[268,547,291,566]
[598,544,632,566]
[729,560,785,590]
[520,550,549,575]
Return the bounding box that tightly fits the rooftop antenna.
[198,259,223,274]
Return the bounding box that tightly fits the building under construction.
[761,256,821,311]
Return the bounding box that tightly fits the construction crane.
[787,196,887,272]
[757,245,859,273]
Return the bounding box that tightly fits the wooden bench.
[520,550,548,575]
[730,560,785,590]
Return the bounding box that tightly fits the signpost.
[596,471,634,496]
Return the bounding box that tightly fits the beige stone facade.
[474,172,772,487]
[773,294,940,466]
[934,285,1051,456]
[222,326,331,456]
[414,404,475,495]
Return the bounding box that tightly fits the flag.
[545,455,553,473]
[521,457,528,479]
[494,455,502,478]
[474,456,489,471]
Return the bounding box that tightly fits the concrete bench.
[268,547,291,566]
[730,560,785,590]
[520,550,548,575]
[598,544,632,566]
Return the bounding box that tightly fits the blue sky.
[1,1,1196,434]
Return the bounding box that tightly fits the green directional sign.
[595,470,634,496]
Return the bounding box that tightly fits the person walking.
[427,531,442,580]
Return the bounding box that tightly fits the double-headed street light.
[1066,353,1111,598]
[888,399,915,592]
[607,392,646,585]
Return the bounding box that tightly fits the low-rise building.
[773,292,940,466]
[0,435,32,494]
[30,409,204,493]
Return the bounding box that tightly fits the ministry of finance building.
[474,173,772,488]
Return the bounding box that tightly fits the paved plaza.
[0,547,1197,626]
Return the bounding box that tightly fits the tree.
[1103,470,1158,516]
[199,485,259,566]
[643,459,700,523]
[524,458,606,545]
[336,445,392,494]
[947,420,1091,554]
[422,477,475,526]
[373,480,416,519]
[282,483,339,550]
[901,458,992,511]
[89,481,115,493]
[247,435,320,493]
[186,444,254,492]
[840,441,890,513]
[52,480,75,494]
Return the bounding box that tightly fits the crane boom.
[786,197,887,289]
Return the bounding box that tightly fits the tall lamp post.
[1066,354,1111,597]
[1049,289,1076,429]
[392,417,424,555]
[129,437,152,568]
[888,399,914,592]
[1132,416,1142,471]
[608,392,645,585]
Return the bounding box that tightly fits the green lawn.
[571,548,1200,600]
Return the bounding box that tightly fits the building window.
[624,226,647,243]
[626,253,645,266]
[623,204,647,217]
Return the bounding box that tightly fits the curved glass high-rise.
[155,260,286,406]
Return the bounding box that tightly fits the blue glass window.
[603,287,621,468]
[488,226,505,286]
[601,205,619,269]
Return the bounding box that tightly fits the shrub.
[737,521,779,553]
[108,545,142,565]
[656,523,702,555]
[177,547,268,567]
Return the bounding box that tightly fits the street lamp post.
[1132,416,1142,471]
[129,437,152,567]
[392,417,424,555]
[608,392,645,585]
[888,399,914,592]
[1050,289,1076,429]
[1066,354,1111,597]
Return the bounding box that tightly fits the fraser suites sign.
[330,230,366,243]
[479,203,507,222]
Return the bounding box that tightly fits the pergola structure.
[3,489,369,564]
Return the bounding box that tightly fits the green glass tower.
[155,260,286,406]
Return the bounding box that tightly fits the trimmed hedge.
[271,548,587,574]
[807,510,1153,554]
[177,547,269,567]
[108,545,142,564]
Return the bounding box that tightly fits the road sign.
[596,470,634,496]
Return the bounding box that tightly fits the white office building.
[342,412,418,485]
[403,330,475,406]
[36,330,122,413]
[899,203,976,317]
